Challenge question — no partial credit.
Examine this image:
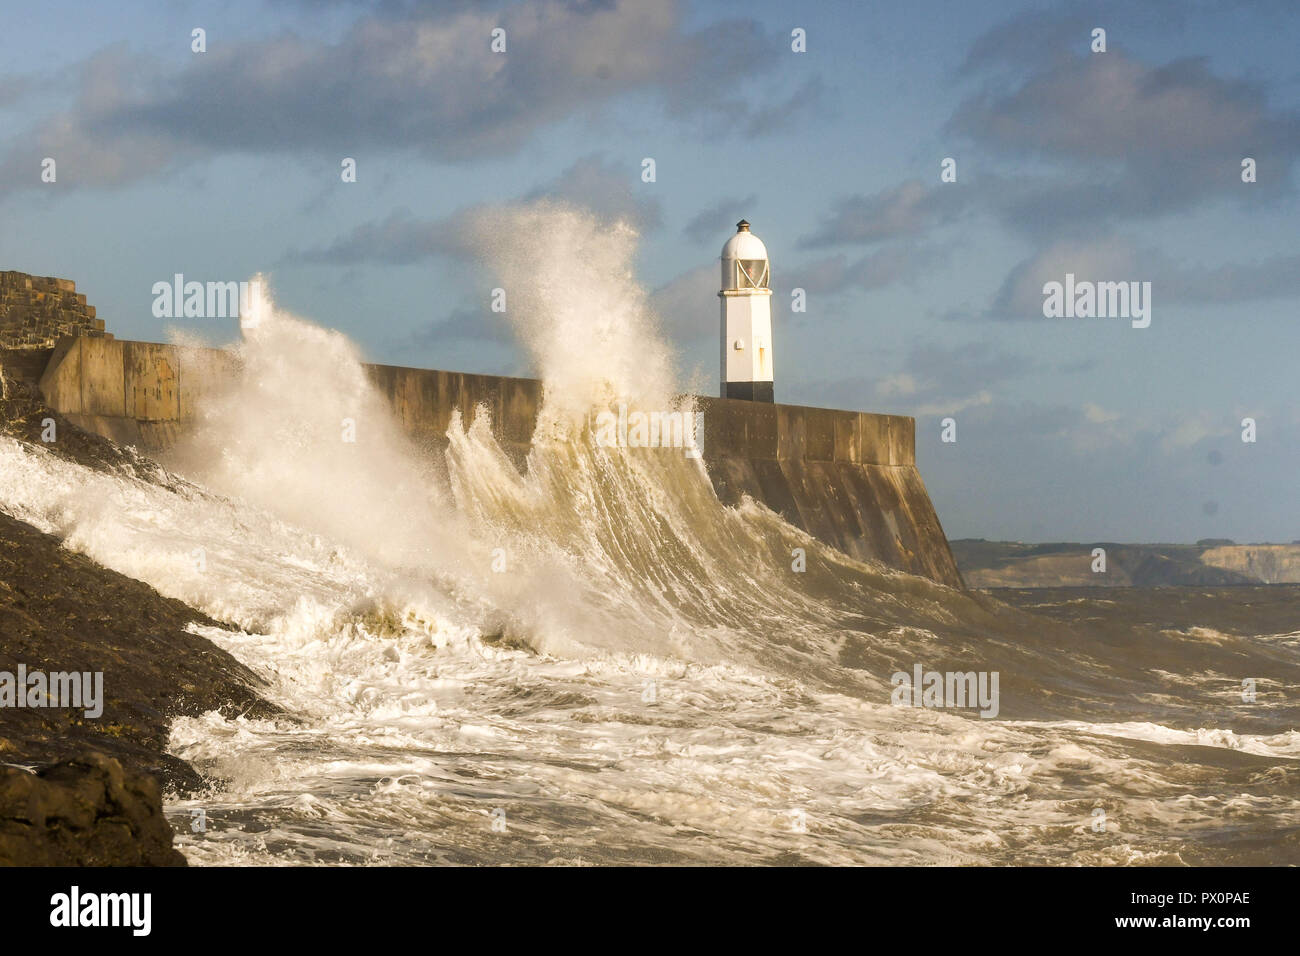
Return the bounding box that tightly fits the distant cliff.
[1200,545,1300,584]
[952,539,1300,587]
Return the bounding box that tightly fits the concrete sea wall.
[697,397,961,586]
[29,335,963,588]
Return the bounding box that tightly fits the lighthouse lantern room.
[719,220,774,402]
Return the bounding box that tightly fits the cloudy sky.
[2,0,1298,543]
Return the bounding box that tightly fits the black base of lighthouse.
[724,381,774,403]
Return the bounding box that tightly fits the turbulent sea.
[1,208,1297,865]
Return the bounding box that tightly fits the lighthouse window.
[736,259,769,289]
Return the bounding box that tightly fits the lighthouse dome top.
[720,220,771,291]
[720,219,768,261]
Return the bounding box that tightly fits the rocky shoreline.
[0,369,278,864]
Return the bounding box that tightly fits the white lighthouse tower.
[719,220,774,402]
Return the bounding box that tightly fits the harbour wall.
[21,335,964,588]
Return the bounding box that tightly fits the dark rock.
[0,505,280,794]
[0,752,185,866]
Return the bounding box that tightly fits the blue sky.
[2,0,1298,543]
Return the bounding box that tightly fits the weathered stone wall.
[0,272,107,349]
[36,336,963,587]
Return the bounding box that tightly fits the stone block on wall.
[0,272,106,349]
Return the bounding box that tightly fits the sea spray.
[167,277,462,573]
[461,202,678,425]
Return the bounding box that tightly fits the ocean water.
[1,206,1296,865]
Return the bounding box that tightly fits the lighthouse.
[719,220,774,402]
